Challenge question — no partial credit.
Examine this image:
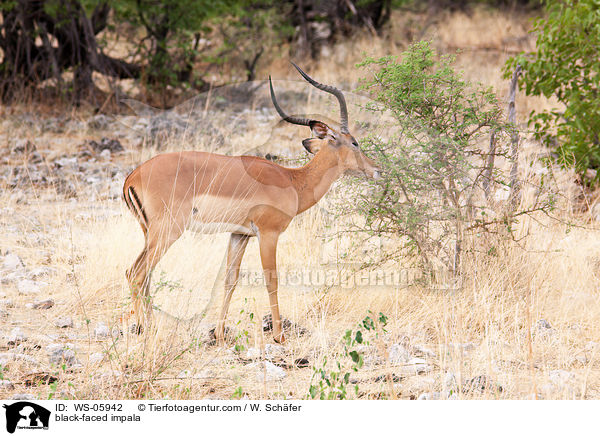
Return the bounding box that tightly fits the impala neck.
[289,148,344,214]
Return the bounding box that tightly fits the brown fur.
[123,88,380,343]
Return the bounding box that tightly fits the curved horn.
[290,62,349,134]
[269,76,314,127]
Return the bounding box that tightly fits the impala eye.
[352,141,359,148]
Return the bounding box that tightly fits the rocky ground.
[0,103,598,400]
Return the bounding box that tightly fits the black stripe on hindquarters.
[128,186,149,229]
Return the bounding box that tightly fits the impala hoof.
[262,314,308,337]
[205,326,233,346]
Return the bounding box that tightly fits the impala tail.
[123,172,149,231]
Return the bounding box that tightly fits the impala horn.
[269,76,314,127]
[290,62,349,134]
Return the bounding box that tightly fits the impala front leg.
[258,231,284,343]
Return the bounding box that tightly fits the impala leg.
[215,233,251,345]
[126,225,182,332]
[126,247,152,331]
[258,232,284,343]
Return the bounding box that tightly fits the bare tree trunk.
[483,130,497,201]
[508,65,522,210]
[244,48,264,82]
[296,0,311,59]
[38,23,63,88]
[0,0,141,103]
[343,0,377,36]
[454,221,462,277]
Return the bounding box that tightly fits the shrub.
[505,0,600,182]
[349,41,551,272]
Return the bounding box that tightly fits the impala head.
[269,63,381,180]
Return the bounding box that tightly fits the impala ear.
[302,138,322,154]
[309,121,336,139]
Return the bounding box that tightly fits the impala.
[122,63,381,343]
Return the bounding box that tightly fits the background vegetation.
[506,0,600,183]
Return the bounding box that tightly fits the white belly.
[188,221,254,235]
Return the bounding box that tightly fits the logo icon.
[3,402,50,433]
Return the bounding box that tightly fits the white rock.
[248,361,286,382]
[47,343,78,366]
[94,323,110,339]
[447,342,476,352]
[31,299,54,309]
[418,390,457,400]
[1,271,26,285]
[129,137,144,148]
[494,187,510,202]
[95,370,123,380]
[410,377,436,392]
[12,138,35,154]
[549,370,575,386]
[264,344,285,359]
[536,319,552,330]
[405,357,431,374]
[245,345,285,360]
[535,319,556,338]
[2,253,23,270]
[89,353,104,364]
[194,369,216,379]
[29,267,54,279]
[17,279,41,295]
[87,114,111,130]
[7,327,27,343]
[245,347,260,359]
[444,371,459,391]
[0,299,14,308]
[418,392,442,400]
[0,352,39,366]
[356,345,381,365]
[54,316,74,328]
[570,352,589,365]
[0,380,14,389]
[413,344,437,358]
[539,383,557,396]
[388,344,411,364]
[178,369,192,378]
[12,393,36,400]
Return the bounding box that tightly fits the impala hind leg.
[258,232,284,343]
[126,225,182,333]
[216,233,250,345]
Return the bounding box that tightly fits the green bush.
[342,42,553,272]
[349,41,552,272]
[505,0,600,182]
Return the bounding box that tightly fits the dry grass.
[1,6,599,401]
[3,164,600,400]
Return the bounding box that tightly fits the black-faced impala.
[123,63,380,344]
